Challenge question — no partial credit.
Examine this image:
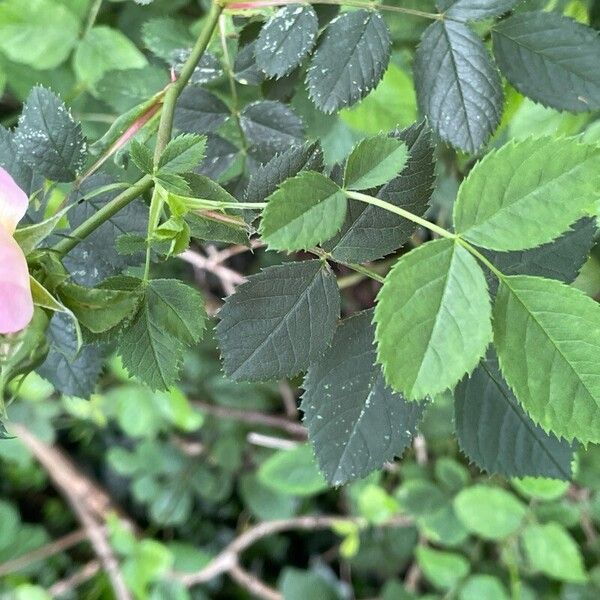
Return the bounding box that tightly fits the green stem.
[144,188,163,281]
[53,175,154,257]
[83,0,103,37]
[344,262,386,284]
[455,238,505,281]
[53,2,224,258]
[154,1,224,163]
[345,190,456,241]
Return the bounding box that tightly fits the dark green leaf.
[326,121,435,263]
[438,0,517,20]
[307,10,391,113]
[492,11,600,111]
[302,310,425,485]
[174,87,230,134]
[63,175,148,286]
[186,213,250,246]
[15,86,86,182]
[233,41,264,86]
[37,313,104,398]
[198,134,240,180]
[245,141,323,203]
[255,5,318,78]
[415,20,503,152]
[482,217,597,295]
[216,260,340,381]
[0,125,43,198]
[240,100,304,161]
[455,352,574,480]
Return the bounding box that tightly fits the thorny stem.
[52,2,224,258]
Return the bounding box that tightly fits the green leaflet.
[257,445,328,497]
[414,19,502,153]
[494,275,600,443]
[439,0,518,20]
[158,134,207,174]
[521,523,587,582]
[0,0,80,70]
[255,4,318,79]
[375,238,492,400]
[453,137,600,251]
[492,11,600,112]
[15,86,86,183]
[74,26,147,91]
[454,353,574,480]
[216,260,340,381]
[119,279,207,391]
[306,10,391,113]
[343,135,409,191]
[259,171,347,251]
[302,310,424,486]
[453,485,526,540]
[416,546,470,591]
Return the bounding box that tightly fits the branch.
[0,529,87,577]
[12,425,134,600]
[191,399,307,438]
[49,560,101,597]
[176,514,413,588]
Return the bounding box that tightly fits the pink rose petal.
[0,221,34,334]
[0,167,28,233]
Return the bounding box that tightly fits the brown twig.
[229,564,282,600]
[176,514,413,588]
[191,400,307,438]
[12,425,133,600]
[0,529,87,577]
[48,560,101,597]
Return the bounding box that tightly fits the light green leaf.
[416,546,470,591]
[158,134,207,174]
[74,26,147,90]
[459,575,508,600]
[453,485,526,540]
[258,445,328,497]
[454,138,600,251]
[494,275,600,443]
[344,135,408,191]
[511,477,569,501]
[340,64,417,134]
[259,171,347,251]
[130,141,154,175]
[521,523,587,582]
[0,0,80,70]
[375,238,492,400]
[14,207,69,256]
[58,282,143,334]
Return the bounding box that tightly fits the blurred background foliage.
[1,0,600,598]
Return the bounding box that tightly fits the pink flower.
[0,167,33,334]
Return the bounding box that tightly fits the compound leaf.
[302,310,425,485]
[375,238,492,400]
[326,121,435,263]
[216,260,340,381]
